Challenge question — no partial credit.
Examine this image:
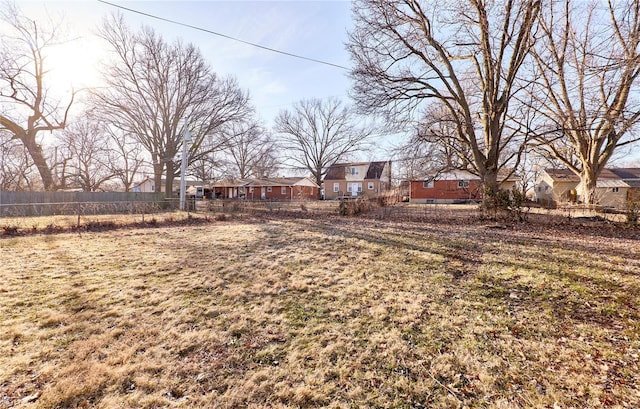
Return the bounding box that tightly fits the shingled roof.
[324,162,389,180]
[545,168,580,182]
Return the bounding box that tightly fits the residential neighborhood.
[2,1,640,408]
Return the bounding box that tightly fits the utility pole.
[179,121,192,211]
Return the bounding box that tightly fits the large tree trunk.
[23,133,55,191]
[165,160,176,198]
[152,159,163,194]
[481,167,500,208]
[581,168,598,206]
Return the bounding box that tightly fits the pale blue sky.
[18,0,356,129]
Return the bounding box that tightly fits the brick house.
[212,177,319,200]
[408,170,518,204]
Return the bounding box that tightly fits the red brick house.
[212,177,319,200]
[323,161,392,199]
[408,170,518,204]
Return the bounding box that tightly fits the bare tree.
[347,0,541,204]
[274,97,373,193]
[93,14,252,197]
[57,115,115,191]
[0,2,74,190]
[0,130,37,190]
[106,126,147,192]
[527,0,640,205]
[222,121,279,179]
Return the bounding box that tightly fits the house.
[534,168,640,208]
[408,170,518,204]
[323,161,392,200]
[133,177,203,194]
[212,177,319,201]
[611,168,640,202]
[534,169,580,205]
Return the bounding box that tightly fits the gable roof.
[324,164,346,180]
[324,161,389,181]
[545,167,640,187]
[544,168,580,182]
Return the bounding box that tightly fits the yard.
[1,212,639,408]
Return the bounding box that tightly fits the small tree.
[57,115,115,191]
[221,120,279,179]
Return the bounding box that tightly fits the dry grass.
[1,214,639,408]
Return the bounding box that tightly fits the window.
[281,186,287,195]
[267,187,272,192]
[333,183,339,193]
[368,182,374,190]
[458,180,470,188]
[612,187,619,193]
[348,167,359,175]
[347,185,352,193]
[423,180,434,188]
[249,187,254,193]
[357,184,362,192]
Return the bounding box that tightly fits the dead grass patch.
[0,216,638,408]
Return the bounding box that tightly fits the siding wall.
[324,180,386,199]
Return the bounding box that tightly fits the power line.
[97,0,350,71]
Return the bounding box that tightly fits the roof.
[213,177,318,188]
[412,169,479,181]
[595,179,629,188]
[545,167,640,187]
[365,161,389,179]
[544,168,580,182]
[324,161,390,181]
[324,164,345,180]
[611,168,640,179]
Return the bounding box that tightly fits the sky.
[15,0,367,139]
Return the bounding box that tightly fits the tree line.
[2,1,640,206]
[0,4,371,198]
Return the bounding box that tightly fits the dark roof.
[598,168,624,180]
[324,161,389,181]
[365,161,388,179]
[611,168,640,179]
[324,163,346,180]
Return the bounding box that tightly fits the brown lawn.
[1,213,639,408]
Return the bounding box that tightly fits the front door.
[261,187,266,199]
[348,183,361,197]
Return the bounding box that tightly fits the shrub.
[481,187,528,222]
[625,199,640,225]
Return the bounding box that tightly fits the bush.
[625,199,640,225]
[481,187,528,222]
[338,197,374,216]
